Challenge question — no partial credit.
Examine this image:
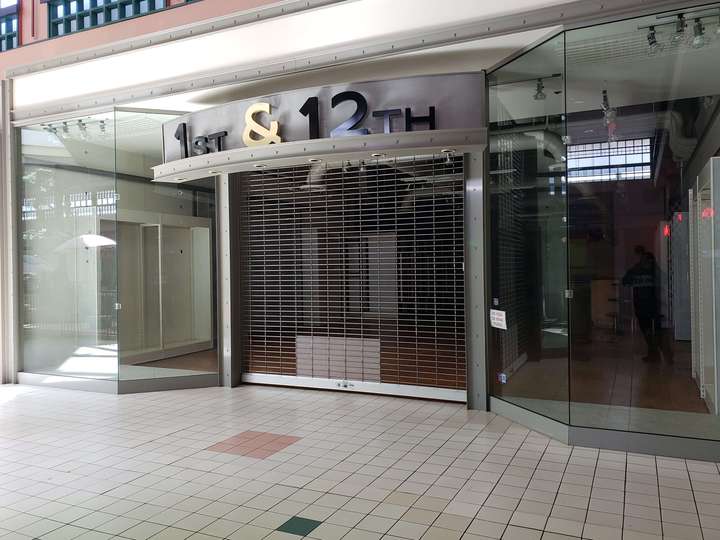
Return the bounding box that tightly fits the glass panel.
[488,34,569,422]
[566,13,720,439]
[19,114,118,381]
[114,109,218,381]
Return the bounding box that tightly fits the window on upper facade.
[47,0,196,37]
[0,0,17,51]
[0,13,17,51]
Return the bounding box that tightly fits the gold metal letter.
[242,102,282,146]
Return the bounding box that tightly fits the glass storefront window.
[488,34,569,423]
[18,109,218,387]
[565,12,718,439]
[114,110,217,382]
[490,9,720,442]
[19,113,119,380]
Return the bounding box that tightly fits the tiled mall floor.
[0,386,718,540]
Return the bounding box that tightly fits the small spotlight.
[77,120,89,141]
[692,18,708,48]
[208,170,221,175]
[359,160,367,172]
[533,79,546,101]
[670,14,686,45]
[647,26,663,55]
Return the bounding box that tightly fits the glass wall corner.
[16,107,219,391]
[18,113,119,383]
[488,9,720,447]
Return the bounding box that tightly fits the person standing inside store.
[622,245,671,363]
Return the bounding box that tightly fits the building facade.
[1,0,720,460]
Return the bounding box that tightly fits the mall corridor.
[0,385,718,540]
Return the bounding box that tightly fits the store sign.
[162,73,484,163]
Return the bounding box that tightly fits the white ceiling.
[129,27,559,113]
[13,0,577,110]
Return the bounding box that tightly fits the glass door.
[487,34,569,423]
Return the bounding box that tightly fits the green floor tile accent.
[277,516,322,536]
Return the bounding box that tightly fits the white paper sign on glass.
[490,309,507,330]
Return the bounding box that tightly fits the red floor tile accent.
[207,430,301,459]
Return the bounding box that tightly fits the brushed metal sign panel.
[162,73,484,163]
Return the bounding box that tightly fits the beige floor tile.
[421,526,464,540]
[307,522,351,540]
[387,520,430,539]
[356,514,396,534]
[501,525,542,540]
[402,508,440,526]
[466,518,505,538]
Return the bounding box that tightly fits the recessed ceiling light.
[254,164,267,169]
[308,158,323,163]
[370,152,385,158]
[208,170,221,175]
[441,148,455,154]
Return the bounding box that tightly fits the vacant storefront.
[5,0,720,458]
[155,73,487,401]
[488,7,720,458]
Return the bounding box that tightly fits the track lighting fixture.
[670,14,687,45]
[647,26,663,55]
[691,18,708,48]
[77,119,89,141]
[601,88,618,143]
[533,78,546,101]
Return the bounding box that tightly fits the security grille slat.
[235,155,466,390]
